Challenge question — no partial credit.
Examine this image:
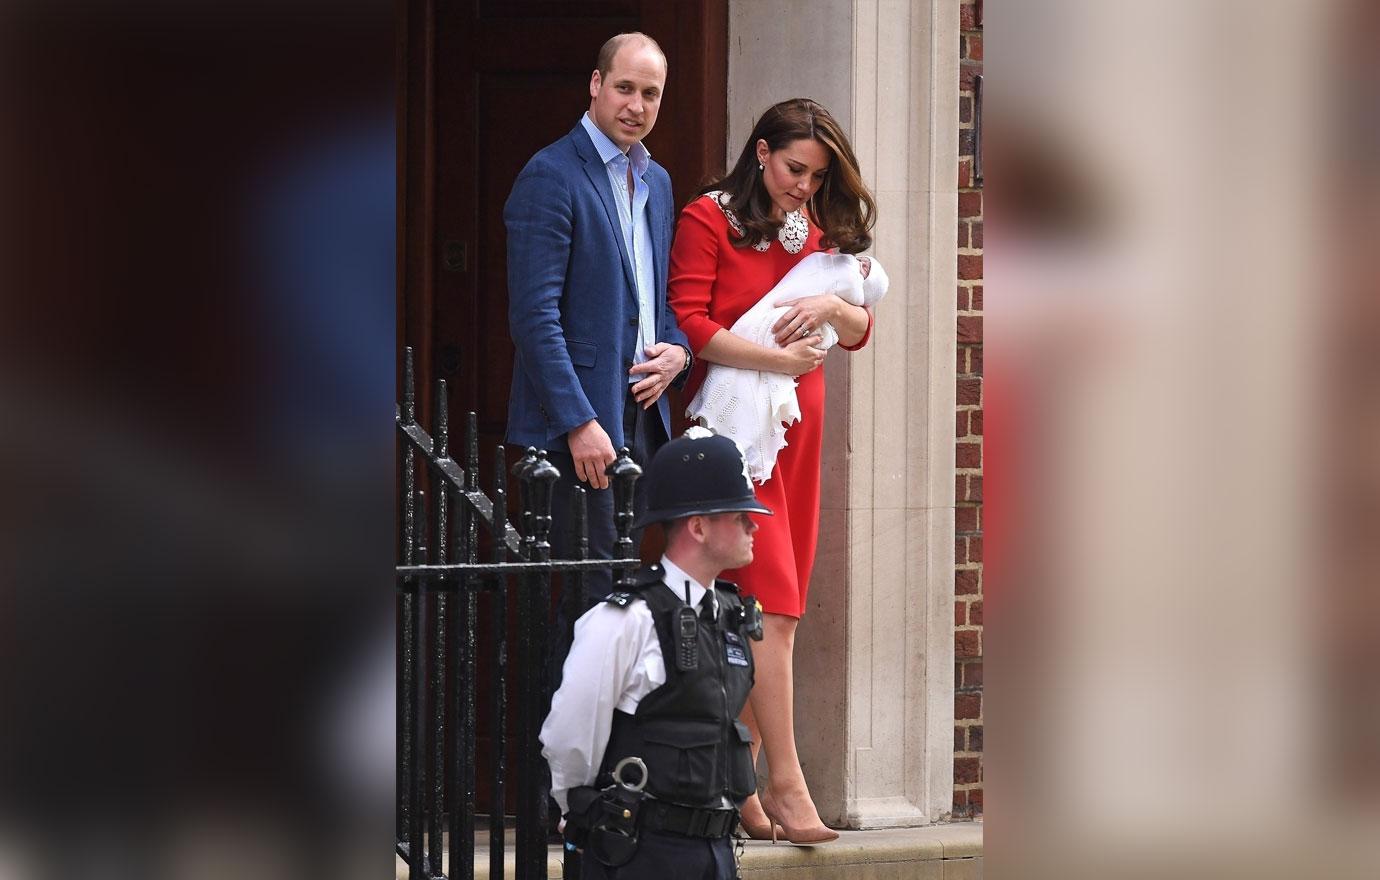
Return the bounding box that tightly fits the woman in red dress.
[669,98,876,843]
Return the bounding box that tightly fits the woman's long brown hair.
[698,98,876,254]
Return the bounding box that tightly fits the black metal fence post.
[510,447,539,880]
[609,447,642,590]
[448,411,480,880]
[410,528,428,879]
[524,452,558,880]
[489,444,509,880]
[429,380,450,879]
[398,349,419,873]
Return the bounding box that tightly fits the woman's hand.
[628,342,687,409]
[776,334,826,376]
[772,294,842,346]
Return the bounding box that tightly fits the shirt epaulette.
[713,579,741,594]
[603,565,665,605]
[628,564,667,589]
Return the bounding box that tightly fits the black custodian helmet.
[634,427,773,527]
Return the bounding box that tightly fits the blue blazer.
[504,122,689,451]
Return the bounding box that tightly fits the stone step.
[396,821,982,879]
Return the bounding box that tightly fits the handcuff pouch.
[565,783,644,868]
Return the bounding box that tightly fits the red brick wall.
[954,0,984,820]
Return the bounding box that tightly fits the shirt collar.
[580,112,650,177]
[657,555,715,614]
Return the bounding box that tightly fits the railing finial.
[608,447,642,584]
[465,412,480,491]
[432,379,449,459]
[527,450,560,555]
[401,346,416,426]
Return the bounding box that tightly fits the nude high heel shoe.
[738,815,785,841]
[758,787,840,845]
[738,793,783,840]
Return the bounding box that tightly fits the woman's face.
[756,137,830,219]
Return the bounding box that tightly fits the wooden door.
[399,0,726,440]
[398,0,727,815]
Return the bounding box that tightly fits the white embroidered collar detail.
[706,191,808,254]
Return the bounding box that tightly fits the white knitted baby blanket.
[686,251,889,483]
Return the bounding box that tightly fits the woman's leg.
[745,612,828,830]
[736,698,772,829]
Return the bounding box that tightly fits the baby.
[687,252,889,482]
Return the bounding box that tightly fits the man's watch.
[674,344,693,379]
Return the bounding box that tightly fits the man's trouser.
[545,386,667,693]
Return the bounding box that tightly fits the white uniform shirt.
[540,555,718,815]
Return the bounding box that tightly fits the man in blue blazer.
[505,32,692,624]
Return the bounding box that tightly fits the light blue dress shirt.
[580,113,657,381]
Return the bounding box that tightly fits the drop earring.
[758,162,764,172]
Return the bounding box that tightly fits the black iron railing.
[396,346,640,880]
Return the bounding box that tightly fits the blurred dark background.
[0,2,394,877]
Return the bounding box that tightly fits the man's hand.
[568,419,616,489]
[628,342,687,409]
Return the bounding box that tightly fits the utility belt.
[639,800,738,838]
[565,757,739,868]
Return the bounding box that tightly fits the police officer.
[540,428,768,879]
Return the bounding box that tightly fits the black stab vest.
[597,566,757,809]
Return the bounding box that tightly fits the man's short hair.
[664,517,690,541]
[595,32,667,79]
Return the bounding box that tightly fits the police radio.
[737,595,765,641]
[677,581,699,671]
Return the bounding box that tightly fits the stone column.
[728,0,960,827]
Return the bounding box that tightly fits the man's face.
[588,43,666,151]
[699,512,758,572]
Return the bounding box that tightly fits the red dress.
[669,194,873,618]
